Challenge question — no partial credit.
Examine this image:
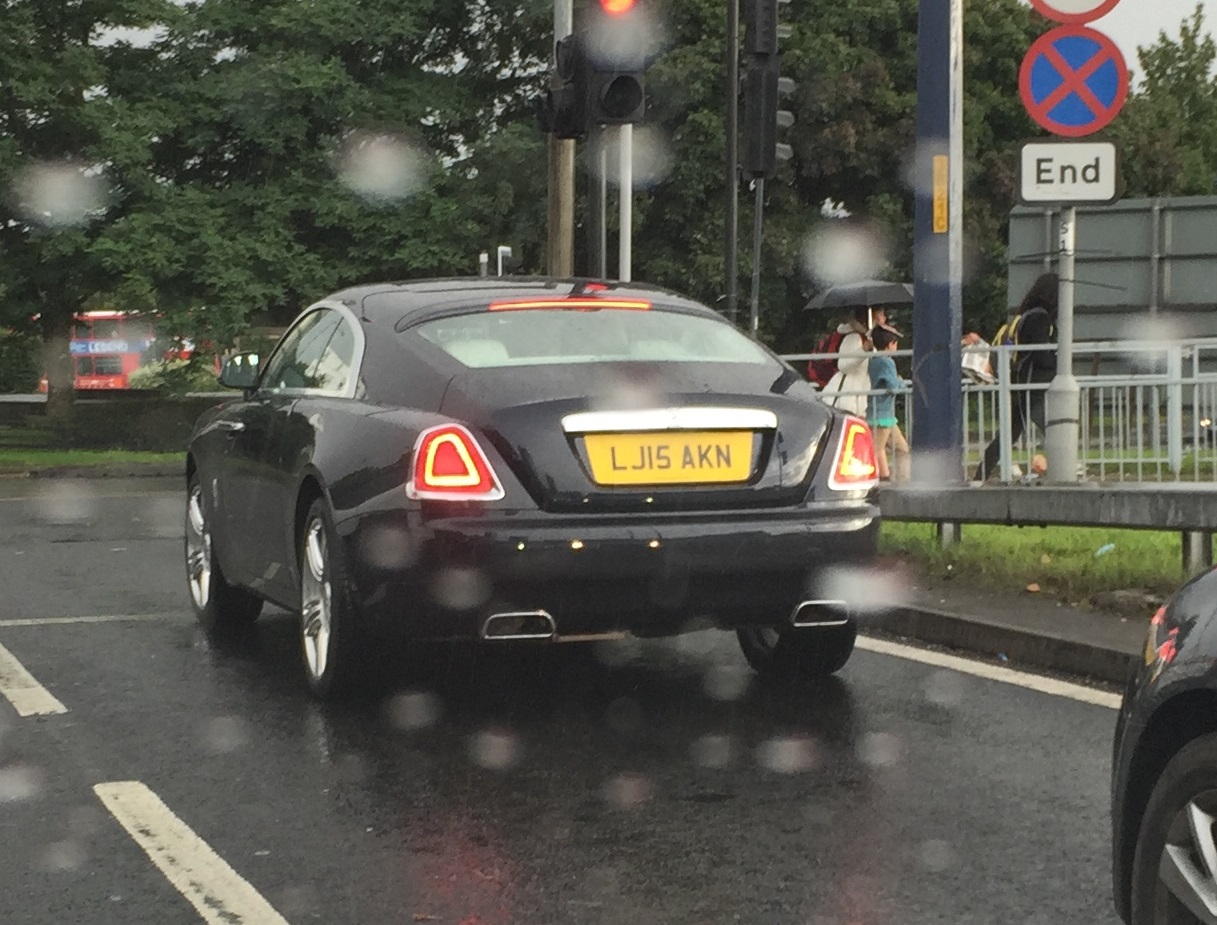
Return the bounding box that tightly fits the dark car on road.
[1113,566,1217,923]
[184,278,880,698]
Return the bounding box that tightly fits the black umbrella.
[804,279,914,311]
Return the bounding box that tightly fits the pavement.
[0,466,1153,688]
[873,573,1148,687]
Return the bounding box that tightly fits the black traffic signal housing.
[537,35,590,140]
[742,0,795,178]
[580,0,648,125]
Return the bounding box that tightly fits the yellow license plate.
[583,431,753,485]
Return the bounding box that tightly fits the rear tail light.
[406,424,505,501]
[828,418,880,491]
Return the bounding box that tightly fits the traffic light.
[742,0,795,178]
[581,0,649,125]
[537,1,658,138]
[537,35,590,140]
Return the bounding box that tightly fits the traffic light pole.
[547,0,576,277]
[619,124,632,281]
[592,131,607,278]
[749,178,764,337]
[910,0,964,483]
[724,0,740,324]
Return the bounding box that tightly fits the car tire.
[298,497,364,700]
[1130,732,1217,924]
[185,476,262,637]
[736,619,857,679]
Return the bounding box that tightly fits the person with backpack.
[974,273,1059,482]
[816,307,873,416]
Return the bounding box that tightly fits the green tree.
[0,0,183,413]
[97,0,554,347]
[1110,5,1217,196]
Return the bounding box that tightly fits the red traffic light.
[599,0,637,15]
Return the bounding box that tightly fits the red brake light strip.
[488,298,651,312]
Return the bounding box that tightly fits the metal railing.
[782,338,1217,483]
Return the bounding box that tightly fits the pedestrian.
[867,323,910,482]
[819,307,872,416]
[974,272,1059,482]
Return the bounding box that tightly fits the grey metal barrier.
[782,338,1217,483]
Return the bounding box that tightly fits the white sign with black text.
[1020,141,1120,204]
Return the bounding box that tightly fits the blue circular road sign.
[1019,25,1129,137]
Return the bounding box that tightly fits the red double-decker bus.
[67,311,161,389]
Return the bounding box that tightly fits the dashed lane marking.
[0,614,167,627]
[94,781,292,925]
[857,635,1122,710]
[0,640,67,715]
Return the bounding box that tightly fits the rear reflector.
[406,424,505,501]
[828,418,879,491]
[488,297,651,312]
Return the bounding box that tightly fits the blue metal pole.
[911,0,964,483]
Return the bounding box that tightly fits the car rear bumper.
[341,501,880,640]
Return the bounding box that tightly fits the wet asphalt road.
[0,479,1121,924]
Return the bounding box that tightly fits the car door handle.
[214,421,246,434]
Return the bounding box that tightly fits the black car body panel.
[187,278,879,642]
[1111,567,1217,922]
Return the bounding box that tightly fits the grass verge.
[880,521,1185,603]
[0,448,184,471]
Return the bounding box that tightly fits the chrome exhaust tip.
[790,600,852,628]
[481,611,556,641]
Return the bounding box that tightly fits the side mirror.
[219,353,261,390]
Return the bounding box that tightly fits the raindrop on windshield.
[200,715,250,754]
[802,222,890,287]
[587,125,675,190]
[605,697,644,736]
[13,161,110,227]
[0,764,45,803]
[335,131,430,204]
[603,771,654,808]
[858,731,903,769]
[757,736,818,774]
[702,663,751,702]
[812,564,908,616]
[470,728,522,771]
[34,480,99,525]
[690,734,735,769]
[384,690,443,732]
[39,840,87,872]
[924,669,965,707]
[919,838,956,872]
[429,567,491,610]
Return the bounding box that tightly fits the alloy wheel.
[300,518,333,681]
[185,485,212,610]
[1157,795,1217,924]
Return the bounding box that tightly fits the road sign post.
[1018,0,1128,484]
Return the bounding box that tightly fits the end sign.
[1020,141,1119,203]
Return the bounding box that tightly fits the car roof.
[322,277,719,329]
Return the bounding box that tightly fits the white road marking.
[857,635,1122,710]
[94,781,291,925]
[0,614,167,628]
[0,641,67,716]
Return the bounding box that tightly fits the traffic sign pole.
[1044,208,1080,483]
[1018,4,1127,484]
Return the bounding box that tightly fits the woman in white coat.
[820,309,872,417]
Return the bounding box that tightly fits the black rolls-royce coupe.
[184,278,880,698]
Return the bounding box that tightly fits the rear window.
[413,307,772,368]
